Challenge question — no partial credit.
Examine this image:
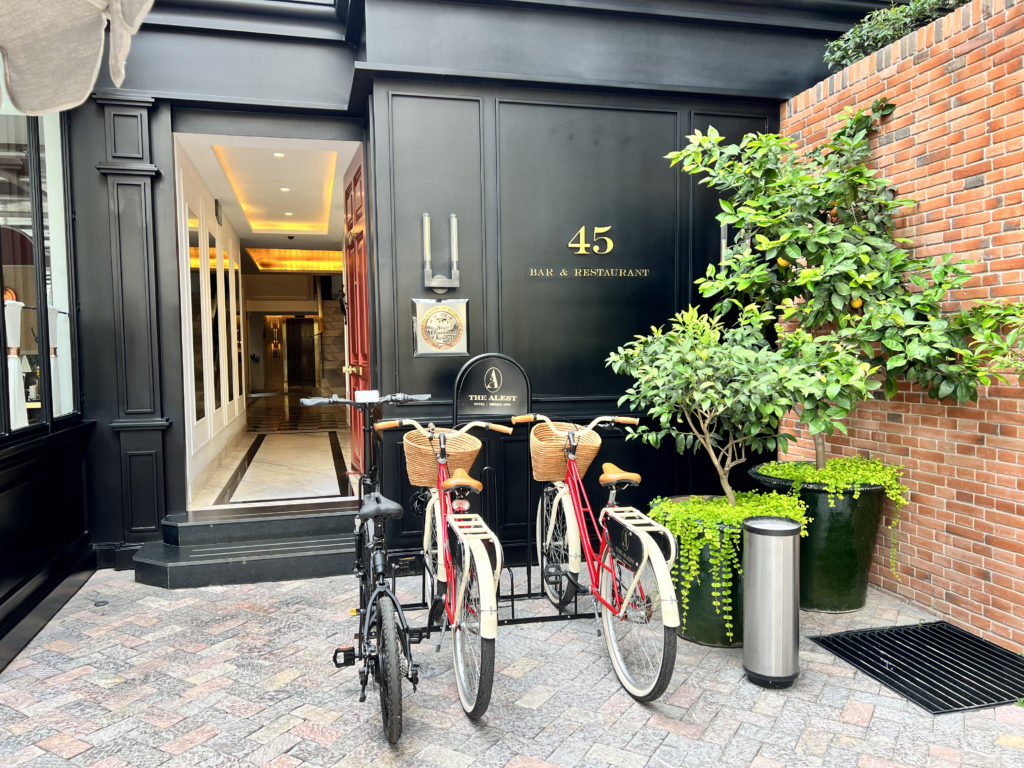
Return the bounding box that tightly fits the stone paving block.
[4,573,1024,768]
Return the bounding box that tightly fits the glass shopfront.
[0,82,77,435]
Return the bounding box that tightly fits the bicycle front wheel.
[599,548,676,702]
[536,490,577,608]
[452,548,495,719]
[377,599,403,743]
[422,495,446,627]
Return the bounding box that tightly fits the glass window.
[0,82,76,436]
[188,207,205,421]
[39,112,74,417]
[224,246,233,403]
[0,113,40,429]
[209,228,221,410]
[234,257,243,398]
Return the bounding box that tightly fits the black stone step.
[163,500,358,547]
[133,534,356,589]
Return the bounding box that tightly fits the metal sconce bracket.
[422,212,460,294]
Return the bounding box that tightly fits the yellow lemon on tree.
[777,257,791,268]
[851,297,863,309]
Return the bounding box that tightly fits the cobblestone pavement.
[2,570,1024,767]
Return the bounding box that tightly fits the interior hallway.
[190,395,356,509]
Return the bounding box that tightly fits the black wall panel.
[363,0,869,100]
[389,95,487,395]
[497,101,678,397]
[371,82,778,553]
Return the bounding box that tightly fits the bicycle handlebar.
[299,392,430,408]
[375,418,513,436]
[511,413,639,436]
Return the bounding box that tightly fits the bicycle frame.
[560,435,626,615]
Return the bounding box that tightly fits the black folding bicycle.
[300,390,428,743]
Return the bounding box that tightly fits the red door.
[344,155,371,475]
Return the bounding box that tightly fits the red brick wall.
[780,0,1024,651]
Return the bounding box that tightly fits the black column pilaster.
[93,93,171,546]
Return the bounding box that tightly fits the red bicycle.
[376,416,511,719]
[513,413,679,701]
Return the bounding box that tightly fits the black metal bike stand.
[394,353,594,637]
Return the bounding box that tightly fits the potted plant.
[607,305,810,645]
[668,99,1024,610]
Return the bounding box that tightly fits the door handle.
[343,365,363,375]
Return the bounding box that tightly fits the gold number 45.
[568,225,614,255]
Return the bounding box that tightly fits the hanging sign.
[453,353,530,419]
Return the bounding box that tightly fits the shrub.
[825,0,971,70]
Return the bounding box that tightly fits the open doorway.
[173,133,369,511]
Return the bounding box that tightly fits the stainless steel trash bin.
[742,515,801,688]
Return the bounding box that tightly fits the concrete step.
[162,499,358,547]
[134,533,356,589]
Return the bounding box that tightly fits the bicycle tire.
[451,547,495,719]
[536,489,578,608]
[377,599,403,743]
[599,547,676,702]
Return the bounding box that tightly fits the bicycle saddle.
[358,491,404,521]
[599,463,641,487]
[441,468,483,494]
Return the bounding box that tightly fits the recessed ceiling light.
[284,212,293,216]
[273,152,286,158]
[280,187,290,192]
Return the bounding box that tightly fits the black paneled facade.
[0,0,888,667]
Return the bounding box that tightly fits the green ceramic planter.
[674,536,744,647]
[750,463,885,612]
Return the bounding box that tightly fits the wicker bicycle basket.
[529,421,602,482]
[402,428,482,488]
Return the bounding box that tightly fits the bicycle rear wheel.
[536,490,577,608]
[452,548,495,719]
[377,599,403,742]
[599,548,676,702]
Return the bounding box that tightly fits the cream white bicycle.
[375,416,510,719]
[513,413,680,701]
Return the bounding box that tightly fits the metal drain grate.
[812,621,1024,714]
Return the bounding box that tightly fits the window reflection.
[40,113,74,417]
[188,208,204,420]
[234,261,243,398]
[224,247,233,403]
[209,229,221,411]
[0,114,41,428]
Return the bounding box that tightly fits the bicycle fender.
[604,509,680,628]
[423,494,446,584]
[462,538,500,640]
[553,485,582,574]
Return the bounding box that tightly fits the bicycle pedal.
[333,647,356,668]
[407,628,425,644]
[543,564,564,587]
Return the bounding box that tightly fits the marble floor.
[247,394,348,433]
[188,393,360,512]
[231,432,341,503]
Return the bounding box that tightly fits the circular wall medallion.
[419,305,464,351]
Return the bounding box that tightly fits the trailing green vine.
[650,492,809,642]
[757,456,908,576]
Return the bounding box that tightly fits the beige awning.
[0,0,154,116]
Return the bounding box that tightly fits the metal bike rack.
[395,353,595,633]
